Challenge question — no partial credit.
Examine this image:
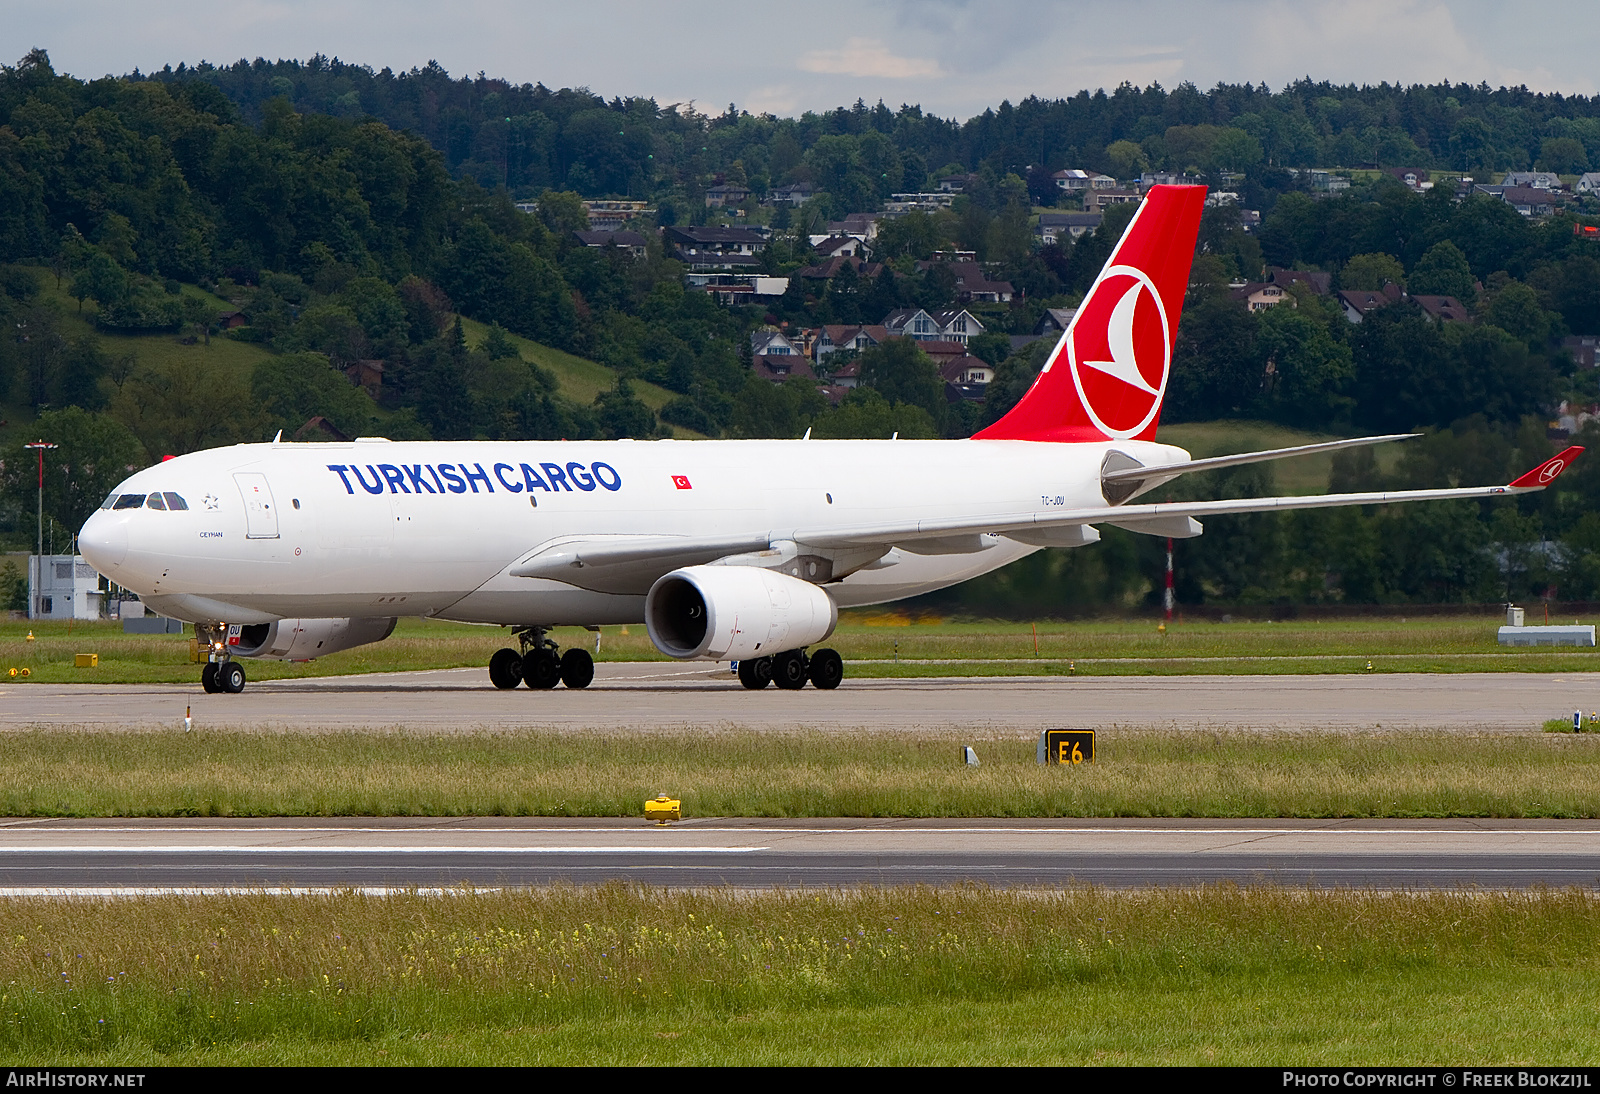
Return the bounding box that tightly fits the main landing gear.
[196,623,246,694]
[489,626,595,691]
[737,647,843,691]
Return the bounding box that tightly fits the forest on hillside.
[6,47,1600,611]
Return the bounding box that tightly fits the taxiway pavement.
[0,664,1593,732]
[0,818,1594,891]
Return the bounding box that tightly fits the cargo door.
[234,472,280,539]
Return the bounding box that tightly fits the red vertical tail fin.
[975,184,1206,443]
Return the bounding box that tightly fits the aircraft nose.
[78,512,128,572]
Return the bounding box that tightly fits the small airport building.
[28,554,105,621]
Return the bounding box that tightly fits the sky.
[6,0,1599,121]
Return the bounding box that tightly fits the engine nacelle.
[230,617,398,661]
[646,565,837,661]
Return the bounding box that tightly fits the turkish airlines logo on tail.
[1063,265,1171,440]
[1539,458,1566,484]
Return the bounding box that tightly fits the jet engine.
[230,617,398,661]
[646,565,837,660]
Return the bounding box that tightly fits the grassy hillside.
[16,267,704,442]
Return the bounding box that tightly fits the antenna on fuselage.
[271,430,283,443]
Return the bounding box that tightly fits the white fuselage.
[78,436,1191,629]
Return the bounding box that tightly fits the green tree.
[251,352,380,437]
[1103,139,1149,181]
[809,386,938,439]
[1339,253,1406,291]
[592,378,657,439]
[1256,305,1355,427]
[857,338,945,424]
[1537,137,1588,175]
[1,407,146,536]
[1409,240,1476,305]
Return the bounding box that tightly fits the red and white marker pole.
[1164,537,1174,623]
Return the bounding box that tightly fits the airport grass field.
[6,885,1599,1065]
[0,727,1596,818]
[3,609,1597,683]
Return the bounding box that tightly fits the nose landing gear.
[488,627,595,690]
[196,623,247,694]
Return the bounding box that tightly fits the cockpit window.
[112,494,146,510]
[163,492,189,510]
[101,493,118,510]
[145,493,167,510]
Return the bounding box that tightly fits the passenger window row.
[103,492,189,511]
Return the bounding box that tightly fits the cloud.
[798,38,943,79]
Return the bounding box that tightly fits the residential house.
[1386,168,1431,191]
[884,192,956,215]
[705,183,752,209]
[216,310,247,329]
[1337,283,1405,323]
[1052,169,1117,192]
[1267,268,1333,295]
[767,181,816,206]
[813,235,865,259]
[1564,335,1600,368]
[1230,283,1294,312]
[1503,171,1562,190]
[1475,185,1559,217]
[1035,212,1102,245]
[813,324,889,362]
[1138,171,1205,190]
[294,416,351,443]
[573,229,648,257]
[1035,308,1078,335]
[939,354,992,402]
[683,273,789,304]
[664,226,767,270]
[825,212,883,240]
[936,174,976,192]
[752,354,816,383]
[882,307,984,345]
[580,200,650,230]
[1413,295,1473,324]
[1576,173,1600,195]
[914,260,1015,303]
[793,255,887,282]
[344,359,384,396]
[1085,189,1142,214]
[750,330,803,358]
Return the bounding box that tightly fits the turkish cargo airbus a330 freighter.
[77,186,1581,694]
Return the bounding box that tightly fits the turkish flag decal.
[672,475,692,490]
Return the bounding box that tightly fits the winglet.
[1509,446,1583,490]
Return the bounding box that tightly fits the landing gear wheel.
[218,661,246,694]
[738,656,772,690]
[489,647,523,689]
[772,649,809,690]
[560,649,595,689]
[522,649,561,689]
[808,648,844,690]
[201,662,220,693]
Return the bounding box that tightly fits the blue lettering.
[541,462,572,491]
[493,462,524,493]
[438,465,467,494]
[462,462,494,493]
[521,463,551,492]
[378,464,410,494]
[566,461,596,491]
[404,465,438,494]
[327,465,356,494]
[427,465,446,493]
[352,465,386,495]
[591,462,623,491]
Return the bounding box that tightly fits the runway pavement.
[0,664,1594,731]
[0,818,1595,891]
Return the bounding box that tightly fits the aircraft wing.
[509,447,1581,592]
[798,446,1583,549]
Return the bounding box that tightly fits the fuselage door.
[234,472,281,539]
